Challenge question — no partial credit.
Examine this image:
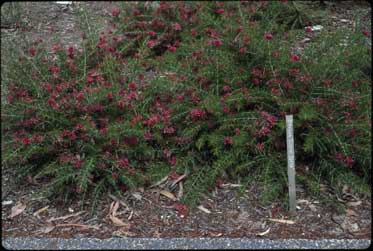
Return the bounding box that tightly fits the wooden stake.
[286,115,296,212]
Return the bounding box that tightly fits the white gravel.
[2,237,371,250]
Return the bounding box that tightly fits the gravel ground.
[2,237,371,250]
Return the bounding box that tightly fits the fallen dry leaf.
[128,210,134,220]
[296,199,310,204]
[33,206,49,217]
[347,201,362,207]
[160,190,177,201]
[42,225,56,234]
[221,183,242,188]
[197,205,211,214]
[149,175,169,188]
[257,228,271,236]
[268,218,295,224]
[9,202,26,218]
[108,201,130,227]
[108,194,129,210]
[132,192,142,201]
[111,201,120,217]
[110,215,130,227]
[47,211,84,223]
[177,182,184,199]
[170,174,187,188]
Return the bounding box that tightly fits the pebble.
[340,19,350,23]
[311,25,324,32]
[2,201,13,206]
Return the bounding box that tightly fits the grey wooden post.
[286,115,296,212]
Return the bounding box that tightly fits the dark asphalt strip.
[2,237,371,250]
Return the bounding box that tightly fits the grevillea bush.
[2,1,371,209]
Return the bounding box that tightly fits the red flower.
[335,153,344,161]
[117,100,126,108]
[143,115,158,126]
[67,46,74,58]
[31,134,43,143]
[74,160,83,168]
[99,127,108,135]
[290,53,301,62]
[163,127,175,135]
[164,149,172,158]
[169,156,177,166]
[146,40,156,48]
[124,136,139,146]
[239,47,246,54]
[28,47,36,56]
[168,46,177,52]
[176,95,184,101]
[223,85,231,93]
[216,179,223,188]
[211,39,223,46]
[190,109,206,120]
[362,29,370,37]
[21,138,31,145]
[305,26,312,33]
[117,158,129,168]
[352,81,360,87]
[112,9,120,17]
[264,33,273,40]
[86,76,95,84]
[224,136,233,146]
[345,156,354,168]
[148,30,155,37]
[322,80,333,87]
[76,92,84,101]
[256,142,264,152]
[107,92,113,100]
[127,91,138,100]
[216,8,225,14]
[143,131,153,139]
[172,22,182,31]
[191,29,197,37]
[261,112,277,126]
[174,203,188,217]
[128,82,137,89]
[133,9,141,16]
[272,50,280,57]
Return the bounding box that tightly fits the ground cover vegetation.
[1,1,371,213]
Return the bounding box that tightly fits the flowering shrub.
[2,1,371,208]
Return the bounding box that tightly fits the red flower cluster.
[117,158,129,167]
[190,108,206,120]
[211,39,223,46]
[335,153,354,168]
[112,9,120,17]
[224,136,233,146]
[264,32,273,40]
